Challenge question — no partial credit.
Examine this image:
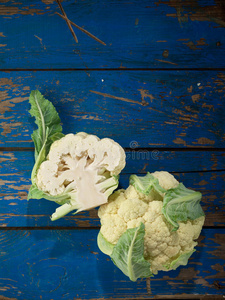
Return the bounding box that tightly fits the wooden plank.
[0,228,224,299]
[0,150,224,227]
[153,296,224,300]
[0,1,225,69]
[0,70,224,148]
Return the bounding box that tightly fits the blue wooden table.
[0,0,225,299]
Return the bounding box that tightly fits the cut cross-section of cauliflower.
[36,133,126,220]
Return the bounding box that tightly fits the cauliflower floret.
[98,190,126,217]
[100,214,127,244]
[146,201,163,217]
[177,221,197,247]
[192,216,205,239]
[152,171,179,190]
[124,185,138,200]
[118,198,148,222]
[127,217,145,229]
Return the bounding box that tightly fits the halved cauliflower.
[28,90,126,221]
[36,132,126,220]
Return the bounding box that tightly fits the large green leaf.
[28,90,64,186]
[162,183,205,231]
[110,223,152,281]
[129,172,166,195]
[29,90,64,158]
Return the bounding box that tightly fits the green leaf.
[162,183,205,231]
[110,223,152,281]
[29,90,63,158]
[129,172,166,195]
[28,90,64,185]
[163,250,195,270]
[97,232,115,256]
[28,184,70,204]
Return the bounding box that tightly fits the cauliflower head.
[28,90,126,221]
[98,171,205,280]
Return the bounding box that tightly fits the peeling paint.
[184,38,208,50]
[41,0,55,4]
[0,96,28,114]
[0,78,20,88]
[197,180,209,186]
[208,263,225,279]
[173,137,186,146]
[0,122,22,136]
[0,152,16,163]
[191,94,201,103]
[138,89,154,104]
[187,85,193,93]
[173,108,198,121]
[208,234,225,260]
[194,278,211,288]
[72,114,101,121]
[202,103,214,111]
[0,5,44,16]
[193,137,215,145]
[158,0,225,27]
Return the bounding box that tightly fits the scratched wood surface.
[0,229,224,300]
[1,0,225,69]
[0,0,225,299]
[0,71,225,148]
[0,150,224,227]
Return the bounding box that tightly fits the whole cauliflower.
[98,171,205,281]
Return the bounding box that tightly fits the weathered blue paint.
[0,228,224,299]
[0,0,225,68]
[0,71,224,148]
[0,150,224,228]
[0,1,224,298]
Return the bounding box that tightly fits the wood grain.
[0,229,224,299]
[0,1,224,298]
[0,70,224,148]
[0,150,224,227]
[0,0,225,69]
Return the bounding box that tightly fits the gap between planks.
[0,226,224,231]
[1,147,225,152]
[0,68,225,72]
